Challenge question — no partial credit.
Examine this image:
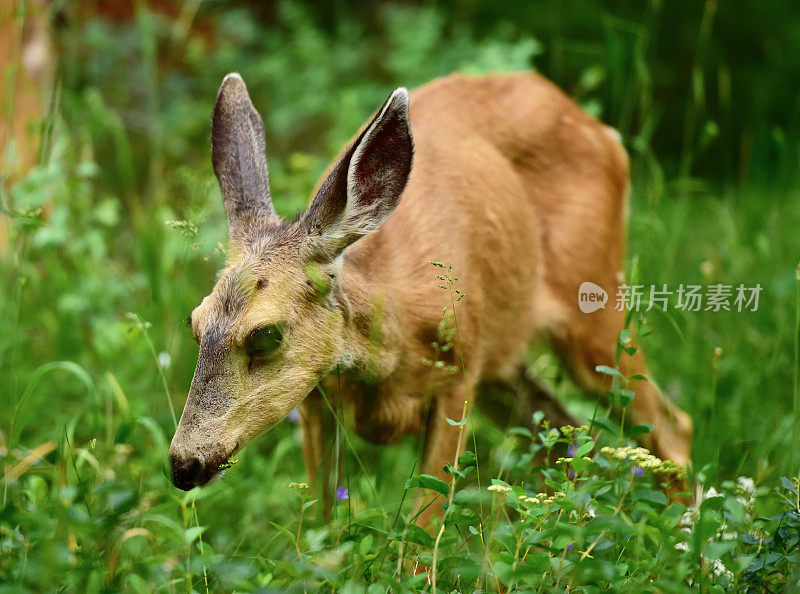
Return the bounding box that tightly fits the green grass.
[1,1,799,591]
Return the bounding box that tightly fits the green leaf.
[575,441,594,457]
[270,522,298,545]
[443,463,466,479]
[438,554,481,581]
[125,574,152,594]
[508,426,533,439]
[181,486,211,506]
[494,561,514,585]
[184,525,206,545]
[705,540,734,560]
[14,361,98,444]
[521,551,551,573]
[591,416,619,434]
[723,498,746,524]
[700,494,724,512]
[539,428,560,448]
[697,513,723,542]
[405,474,449,497]
[359,534,373,556]
[639,488,668,506]
[626,423,654,437]
[446,416,466,426]
[444,505,480,527]
[458,451,477,467]
[595,365,625,380]
[616,388,635,406]
[588,515,636,536]
[571,456,591,472]
[453,488,491,505]
[404,524,435,548]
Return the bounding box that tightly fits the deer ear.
[211,73,276,239]
[302,88,413,260]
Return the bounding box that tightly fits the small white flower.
[674,541,690,552]
[737,476,755,498]
[704,487,722,499]
[710,558,732,579]
[157,351,172,369]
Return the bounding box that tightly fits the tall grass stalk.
[430,399,469,594]
[678,0,717,184]
[793,263,800,463]
[129,314,178,429]
[435,261,486,545]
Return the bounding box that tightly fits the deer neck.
[334,250,402,380]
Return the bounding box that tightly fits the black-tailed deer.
[169,72,692,525]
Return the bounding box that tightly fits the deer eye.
[245,324,283,359]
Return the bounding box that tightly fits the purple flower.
[336,486,349,500]
[631,465,645,478]
[565,543,573,552]
[567,442,577,480]
[287,407,301,423]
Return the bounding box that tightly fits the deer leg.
[414,386,473,529]
[299,387,340,521]
[551,307,692,467]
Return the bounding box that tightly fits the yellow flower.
[518,495,541,505]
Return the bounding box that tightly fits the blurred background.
[1,0,799,589]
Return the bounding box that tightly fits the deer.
[169,71,693,526]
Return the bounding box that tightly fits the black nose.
[171,456,203,491]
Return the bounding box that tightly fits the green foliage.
[1,0,799,590]
[2,395,798,590]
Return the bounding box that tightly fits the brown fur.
[169,72,692,525]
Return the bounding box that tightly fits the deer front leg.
[299,387,340,521]
[415,387,472,529]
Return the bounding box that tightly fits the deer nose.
[171,455,204,491]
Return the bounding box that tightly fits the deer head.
[168,74,413,490]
